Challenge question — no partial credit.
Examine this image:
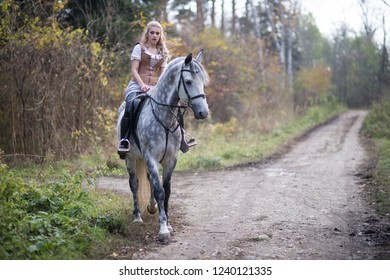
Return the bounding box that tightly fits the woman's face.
[147,26,161,47]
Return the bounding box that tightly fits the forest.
[0,0,389,164]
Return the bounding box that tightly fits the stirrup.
[118,139,130,159]
[180,133,197,153]
[118,139,130,152]
[186,138,197,147]
[184,131,197,148]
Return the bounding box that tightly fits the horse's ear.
[185,53,192,65]
[195,49,203,63]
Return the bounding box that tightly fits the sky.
[300,0,362,37]
[300,0,390,43]
[217,0,389,43]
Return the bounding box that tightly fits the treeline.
[0,0,389,165]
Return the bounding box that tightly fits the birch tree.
[249,0,265,83]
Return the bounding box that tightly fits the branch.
[382,0,390,8]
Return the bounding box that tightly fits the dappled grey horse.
[117,51,209,243]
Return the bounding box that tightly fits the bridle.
[178,64,206,103]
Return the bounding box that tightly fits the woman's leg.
[118,94,135,158]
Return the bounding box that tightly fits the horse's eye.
[185,80,192,86]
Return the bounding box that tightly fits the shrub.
[0,165,110,259]
[363,97,390,138]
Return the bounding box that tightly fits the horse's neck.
[151,81,180,124]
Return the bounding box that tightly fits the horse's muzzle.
[194,109,209,119]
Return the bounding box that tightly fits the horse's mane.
[158,55,210,86]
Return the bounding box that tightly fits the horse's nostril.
[198,110,208,119]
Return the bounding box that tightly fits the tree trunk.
[221,0,225,34]
[249,0,265,84]
[211,0,216,28]
[196,0,205,32]
[232,0,236,35]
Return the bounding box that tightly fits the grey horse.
[117,51,209,243]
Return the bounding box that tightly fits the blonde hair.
[140,21,170,59]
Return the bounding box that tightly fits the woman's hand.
[140,84,150,92]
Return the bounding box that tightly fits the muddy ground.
[97,110,390,259]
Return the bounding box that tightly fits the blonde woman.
[118,21,168,157]
[126,21,170,94]
[118,21,197,158]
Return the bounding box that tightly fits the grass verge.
[0,165,156,259]
[362,97,390,216]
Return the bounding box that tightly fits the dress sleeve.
[161,56,168,68]
[130,44,142,61]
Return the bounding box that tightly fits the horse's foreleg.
[146,172,158,214]
[127,160,142,223]
[162,160,176,235]
[146,160,171,243]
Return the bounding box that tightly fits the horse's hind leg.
[126,159,142,222]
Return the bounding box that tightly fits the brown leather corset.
[138,44,165,86]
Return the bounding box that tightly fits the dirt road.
[98,110,381,259]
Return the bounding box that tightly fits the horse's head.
[178,50,209,120]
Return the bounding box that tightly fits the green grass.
[372,138,390,215]
[0,165,140,259]
[363,96,390,216]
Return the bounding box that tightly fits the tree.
[378,16,390,96]
[210,0,216,27]
[248,0,265,83]
[231,0,237,34]
[196,0,205,31]
[330,25,381,107]
[58,0,158,48]
[0,1,115,162]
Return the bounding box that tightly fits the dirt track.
[97,110,384,259]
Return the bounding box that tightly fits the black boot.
[118,117,131,159]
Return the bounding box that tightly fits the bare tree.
[154,0,169,21]
[358,0,376,39]
[381,0,390,7]
[285,0,299,87]
[249,0,265,83]
[264,0,286,73]
[232,0,237,34]
[196,0,205,31]
[221,0,225,34]
[211,0,216,28]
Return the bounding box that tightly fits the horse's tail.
[136,159,151,211]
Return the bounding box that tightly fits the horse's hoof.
[167,224,174,235]
[147,203,158,214]
[158,232,171,244]
[133,217,143,223]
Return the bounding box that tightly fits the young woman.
[118,21,196,158]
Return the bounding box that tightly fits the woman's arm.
[158,66,165,77]
[131,60,149,92]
